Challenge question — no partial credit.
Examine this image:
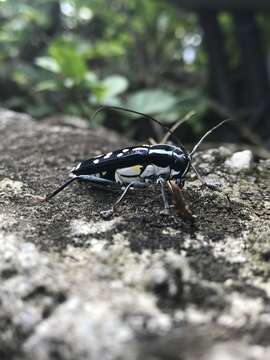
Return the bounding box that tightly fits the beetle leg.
[157,177,171,215]
[100,181,136,219]
[44,177,78,201]
[77,175,116,186]
[44,175,117,201]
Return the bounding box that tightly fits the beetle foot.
[23,194,47,202]
[160,208,171,216]
[100,209,114,219]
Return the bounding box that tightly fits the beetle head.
[171,150,191,186]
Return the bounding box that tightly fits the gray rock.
[0,109,269,360]
[225,150,254,173]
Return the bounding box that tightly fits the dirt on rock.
[0,108,269,360]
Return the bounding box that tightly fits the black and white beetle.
[44,106,229,217]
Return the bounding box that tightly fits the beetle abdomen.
[70,143,188,184]
[71,146,149,176]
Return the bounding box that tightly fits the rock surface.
[0,108,270,360]
[225,150,254,173]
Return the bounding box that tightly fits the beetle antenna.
[190,118,231,157]
[161,110,195,143]
[44,177,78,201]
[91,105,185,149]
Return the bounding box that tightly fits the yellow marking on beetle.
[131,165,142,172]
[118,165,142,177]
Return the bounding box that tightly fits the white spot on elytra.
[93,159,99,164]
[149,149,171,156]
[117,153,123,157]
[75,162,81,170]
[104,152,113,159]
[122,149,129,153]
[134,147,148,151]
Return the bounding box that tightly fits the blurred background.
[1,0,270,147]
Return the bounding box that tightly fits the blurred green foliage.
[0,0,208,129]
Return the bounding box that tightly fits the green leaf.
[101,97,122,107]
[93,41,126,58]
[102,75,129,99]
[35,57,60,73]
[126,89,177,115]
[35,80,58,92]
[48,41,87,83]
[85,71,98,83]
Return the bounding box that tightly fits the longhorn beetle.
[44,106,230,218]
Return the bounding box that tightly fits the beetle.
[44,106,229,217]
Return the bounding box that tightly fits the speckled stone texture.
[0,108,270,360]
